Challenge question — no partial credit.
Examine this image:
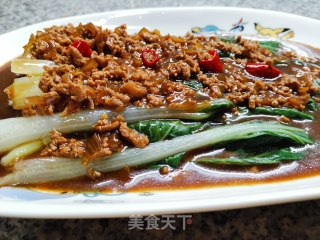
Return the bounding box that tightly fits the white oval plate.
[1,7,320,218]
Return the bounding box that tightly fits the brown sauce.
[0,63,21,119]
[1,47,320,194]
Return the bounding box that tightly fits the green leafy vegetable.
[182,79,204,91]
[129,119,195,168]
[149,152,186,169]
[129,120,206,143]
[160,152,185,168]
[198,98,235,113]
[259,41,281,54]
[307,98,317,111]
[252,106,314,120]
[216,49,233,58]
[218,52,231,58]
[196,148,304,166]
[0,120,313,186]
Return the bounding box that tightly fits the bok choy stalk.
[11,58,55,75]
[0,121,313,186]
[0,99,233,153]
[196,148,304,166]
[4,75,43,110]
[6,58,55,109]
[1,140,45,167]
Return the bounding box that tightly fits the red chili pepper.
[245,62,282,79]
[198,50,223,73]
[71,40,92,57]
[141,49,160,68]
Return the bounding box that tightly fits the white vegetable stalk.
[0,108,211,153]
[8,75,43,109]
[11,59,55,75]
[0,121,312,186]
[1,140,45,167]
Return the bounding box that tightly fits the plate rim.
[2,176,320,218]
[1,6,320,36]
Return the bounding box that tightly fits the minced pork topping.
[19,23,320,165]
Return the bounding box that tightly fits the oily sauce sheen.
[1,61,320,194]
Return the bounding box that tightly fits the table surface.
[1,0,320,239]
